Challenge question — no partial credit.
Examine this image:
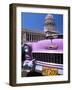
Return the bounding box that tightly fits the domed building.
[44,14,59,38]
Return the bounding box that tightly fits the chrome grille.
[32,53,63,64]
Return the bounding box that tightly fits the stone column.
[31,34,32,42]
[23,32,26,44]
[29,33,30,41]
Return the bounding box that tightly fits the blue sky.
[21,12,63,33]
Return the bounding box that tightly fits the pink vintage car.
[26,38,63,75]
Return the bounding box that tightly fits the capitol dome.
[44,14,55,26]
[44,14,57,35]
[45,14,54,20]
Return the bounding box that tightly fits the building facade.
[21,28,45,44]
[22,14,61,45]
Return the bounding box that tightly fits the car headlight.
[25,48,28,52]
[24,46,29,52]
